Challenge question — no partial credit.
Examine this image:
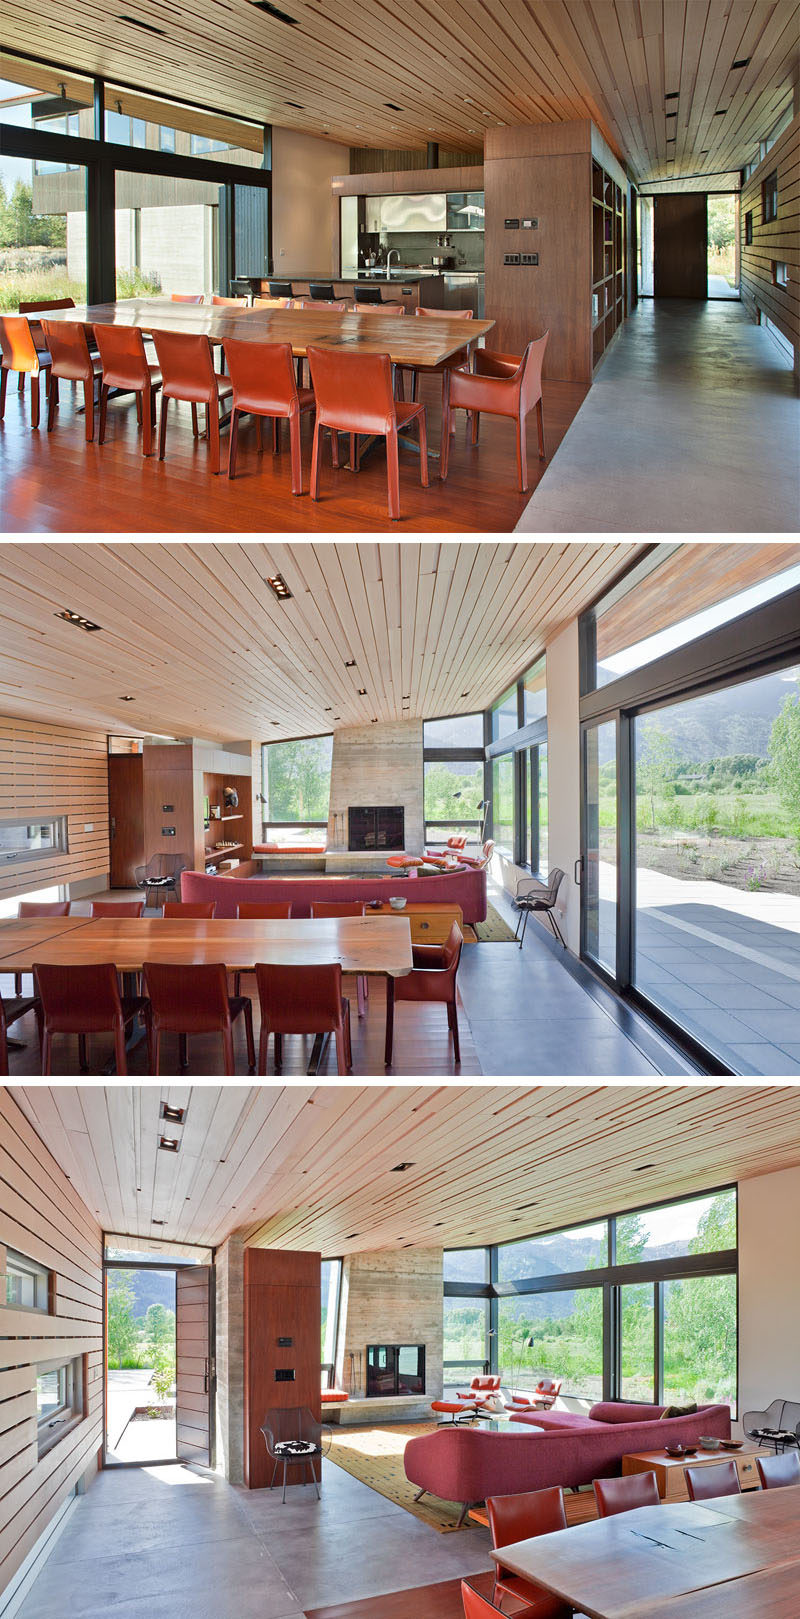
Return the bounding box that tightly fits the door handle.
[203,1358,209,1394]
[574,856,583,886]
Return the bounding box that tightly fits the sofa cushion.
[588,1401,666,1424]
[660,1403,698,1419]
[511,1410,597,1430]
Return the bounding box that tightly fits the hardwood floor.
[0,372,587,534]
[305,1572,496,1619]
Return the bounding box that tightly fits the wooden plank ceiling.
[3,1,798,183]
[0,541,642,742]
[7,1084,800,1253]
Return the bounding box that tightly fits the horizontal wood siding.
[0,1088,104,1595]
[740,112,799,369]
[0,716,110,903]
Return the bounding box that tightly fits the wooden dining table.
[0,914,413,1074]
[616,1557,800,1618]
[490,1489,800,1619]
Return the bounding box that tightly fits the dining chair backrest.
[307,345,396,434]
[90,900,145,917]
[236,902,293,919]
[487,1485,566,1553]
[18,900,71,917]
[268,281,294,297]
[310,901,367,917]
[294,299,347,310]
[685,1460,741,1501]
[19,298,75,314]
[253,297,293,309]
[142,960,232,1032]
[309,283,336,299]
[211,295,245,305]
[0,316,41,374]
[223,338,299,414]
[460,1585,500,1619]
[93,324,152,390]
[519,333,549,413]
[593,1472,660,1517]
[353,303,405,316]
[255,961,344,1034]
[42,320,94,382]
[151,329,217,398]
[171,293,204,303]
[33,962,124,1031]
[162,901,216,918]
[416,306,473,320]
[756,1450,800,1488]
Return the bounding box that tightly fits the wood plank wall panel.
[348,149,482,174]
[0,1088,103,1594]
[334,166,484,198]
[242,1248,320,1489]
[0,716,109,904]
[740,112,800,370]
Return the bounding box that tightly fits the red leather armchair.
[307,345,428,521]
[385,920,463,1067]
[442,334,549,491]
[223,337,315,492]
[42,319,103,442]
[487,1486,571,1616]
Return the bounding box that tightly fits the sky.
[0,77,38,190]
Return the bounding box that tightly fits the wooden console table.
[623,1442,763,1499]
[368,902,463,945]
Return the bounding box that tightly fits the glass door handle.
[574,857,583,886]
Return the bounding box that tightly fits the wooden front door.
[108,753,144,887]
[176,1266,214,1466]
[653,194,708,298]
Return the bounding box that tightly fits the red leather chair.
[385,920,463,1067]
[212,295,246,306]
[223,338,315,492]
[90,900,145,917]
[162,902,216,918]
[42,320,103,442]
[142,960,255,1075]
[310,901,369,1017]
[0,315,51,428]
[93,325,162,455]
[14,901,71,995]
[151,329,232,473]
[441,333,549,491]
[510,1378,563,1412]
[33,961,147,1075]
[254,961,351,1075]
[398,305,473,435]
[253,296,293,309]
[171,293,204,303]
[306,345,428,522]
[293,298,347,310]
[461,1583,542,1619]
[233,901,293,993]
[593,1471,660,1517]
[0,991,39,1076]
[352,304,406,316]
[756,1450,800,1488]
[487,1486,571,1616]
[457,1375,502,1400]
[685,1460,741,1501]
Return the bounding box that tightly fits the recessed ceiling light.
[265,573,292,600]
[460,691,469,697]
[119,14,167,35]
[345,659,356,668]
[715,108,728,115]
[634,1163,655,1171]
[384,102,403,111]
[346,1232,360,1239]
[357,686,367,695]
[391,1161,415,1172]
[271,720,280,725]
[285,100,304,108]
[55,609,102,632]
[152,1218,165,1225]
[324,706,333,711]
[371,718,378,723]
[665,91,679,100]
[159,1136,180,1153]
[251,0,298,21]
[118,695,135,701]
[160,1102,185,1123]
[731,57,750,69]
[666,111,677,118]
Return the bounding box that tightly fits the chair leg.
[114,1019,128,1076]
[47,376,58,432]
[310,417,322,500]
[78,1032,89,1072]
[440,391,452,481]
[83,378,94,442]
[418,407,429,488]
[30,372,41,429]
[330,426,340,470]
[536,396,545,458]
[356,975,366,1018]
[349,432,359,472]
[449,998,461,1063]
[272,415,280,454]
[142,386,153,456]
[241,1000,256,1071]
[222,1025,235,1076]
[257,1021,269,1076]
[548,909,567,948]
[99,383,109,443]
[0,369,7,418]
[519,908,529,947]
[516,413,528,492]
[471,409,480,446]
[17,371,24,395]
[274,1031,283,1072]
[179,1033,188,1069]
[386,428,400,521]
[335,1025,348,1075]
[191,402,199,438]
[208,401,221,473]
[384,978,395,1066]
[41,1029,52,1075]
[228,407,240,477]
[256,414,263,453]
[135,392,143,425]
[158,394,169,459]
[289,414,303,495]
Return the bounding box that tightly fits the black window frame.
[422,713,486,846]
[744,209,753,245]
[762,169,778,224]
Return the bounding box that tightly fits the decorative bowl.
[720,1438,744,1450]
[366,899,382,910]
[699,1436,721,1451]
[665,1445,686,1458]
[389,896,407,910]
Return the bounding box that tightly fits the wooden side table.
[369,901,463,945]
[623,1442,762,1500]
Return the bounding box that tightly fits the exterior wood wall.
[0,716,109,904]
[0,1089,104,1597]
[740,112,799,375]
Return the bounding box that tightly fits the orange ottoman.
[431,1400,477,1426]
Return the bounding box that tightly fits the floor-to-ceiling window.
[321,1258,342,1387]
[260,733,333,847]
[579,543,800,1072]
[442,1247,490,1392]
[485,654,548,870]
[422,713,485,848]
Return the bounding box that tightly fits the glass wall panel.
[619,1282,654,1401]
[115,168,220,297]
[584,721,616,974]
[491,753,515,856]
[443,1295,488,1363]
[498,1289,604,1399]
[634,663,800,1073]
[321,1258,341,1371]
[444,1248,487,1282]
[616,1189,736,1264]
[523,656,546,724]
[538,744,549,875]
[0,66,88,312]
[498,1221,607,1282]
[261,735,333,836]
[423,714,483,747]
[663,1275,737,1413]
[424,758,483,836]
[491,684,518,742]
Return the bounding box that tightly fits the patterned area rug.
[325,1422,466,1532]
[465,901,517,943]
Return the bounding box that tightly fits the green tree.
[263,736,333,823]
[768,692,800,847]
[637,723,681,831]
[107,1270,138,1369]
[707,195,735,253]
[144,1302,175,1358]
[150,1343,176,1402]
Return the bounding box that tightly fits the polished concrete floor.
[13,1457,494,1619]
[517,298,799,532]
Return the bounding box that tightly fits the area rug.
[325,1422,467,1532]
[465,901,517,943]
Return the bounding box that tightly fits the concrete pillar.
[215,1235,244,1483]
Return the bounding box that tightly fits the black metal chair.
[513,868,566,948]
[260,1407,331,1502]
[742,1398,800,1453]
[268,280,294,298]
[134,852,189,911]
[0,991,39,1075]
[309,282,336,300]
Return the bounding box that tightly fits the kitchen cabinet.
[447,191,485,231]
[380,192,447,232]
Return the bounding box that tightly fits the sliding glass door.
[582,721,617,976]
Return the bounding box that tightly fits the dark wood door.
[108,754,144,887]
[654,194,708,298]
[176,1266,213,1466]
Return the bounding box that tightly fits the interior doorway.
[707,194,739,298]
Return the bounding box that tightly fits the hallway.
[517,299,799,533]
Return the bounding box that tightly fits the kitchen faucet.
[386,249,400,275]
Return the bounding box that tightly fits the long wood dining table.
[0,914,413,1074]
[489,1488,800,1619]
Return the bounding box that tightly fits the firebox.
[366,1343,425,1397]
[348,806,404,852]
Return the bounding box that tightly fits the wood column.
[243,1248,321,1489]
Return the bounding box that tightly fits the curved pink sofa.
[404,1401,731,1520]
[181,865,488,925]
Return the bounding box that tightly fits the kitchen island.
[240,270,484,315]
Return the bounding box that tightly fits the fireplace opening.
[366,1343,425,1397]
[348,806,404,852]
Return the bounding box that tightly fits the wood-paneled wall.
[349,148,483,174]
[0,716,109,904]
[242,1248,320,1489]
[740,112,799,374]
[0,1088,103,1596]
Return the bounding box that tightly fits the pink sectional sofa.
[181,864,488,925]
[404,1401,731,1522]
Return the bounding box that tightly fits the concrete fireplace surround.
[326,719,424,871]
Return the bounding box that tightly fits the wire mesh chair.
[513,868,566,949]
[742,1398,800,1453]
[134,852,189,910]
[260,1407,332,1502]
